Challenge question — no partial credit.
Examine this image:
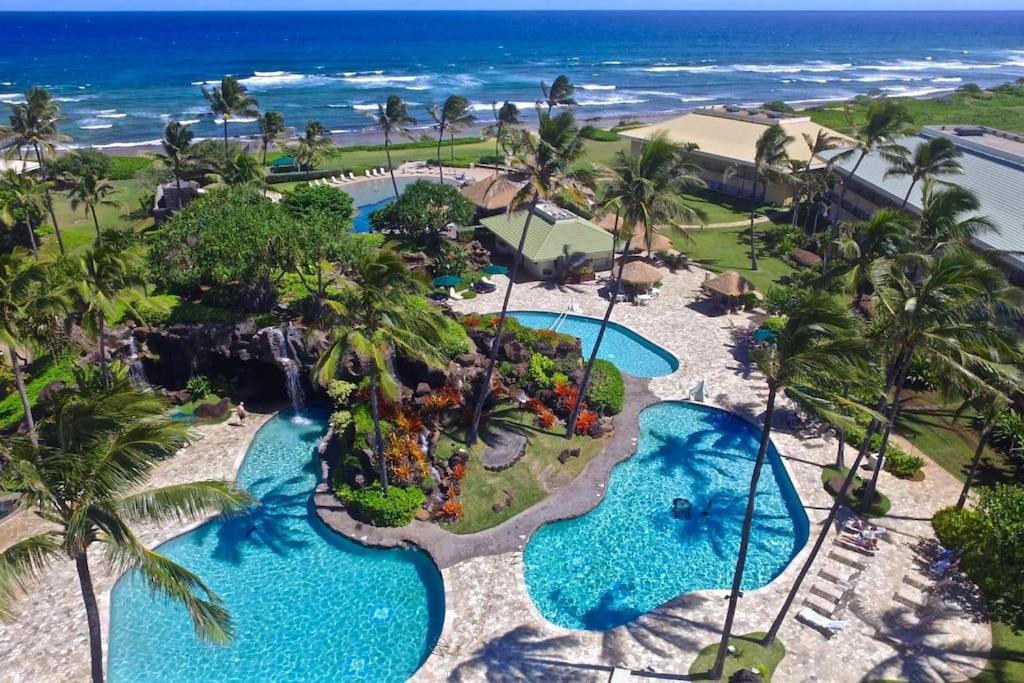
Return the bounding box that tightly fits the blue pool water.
[347,176,453,233]
[107,411,444,682]
[507,311,678,379]
[524,402,809,631]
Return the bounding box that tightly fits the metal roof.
[818,131,1024,270]
[479,208,614,262]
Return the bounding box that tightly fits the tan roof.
[789,248,823,267]
[594,214,672,252]
[621,109,851,167]
[704,271,756,298]
[460,176,524,211]
[620,260,664,286]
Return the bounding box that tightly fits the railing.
[549,301,575,331]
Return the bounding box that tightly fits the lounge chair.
[480,275,495,286]
[472,280,496,294]
[650,286,661,298]
[634,293,652,306]
[796,607,848,637]
[379,167,387,175]
[837,534,878,556]
[827,549,869,572]
[365,169,372,177]
[448,287,464,301]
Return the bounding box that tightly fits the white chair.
[379,167,387,175]
[448,287,464,301]
[650,287,661,298]
[635,294,652,307]
[365,169,372,177]
[480,275,495,286]
[796,607,848,636]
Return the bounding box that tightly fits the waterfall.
[268,326,306,417]
[127,335,150,391]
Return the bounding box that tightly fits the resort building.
[818,125,1024,279]
[477,203,615,279]
[620,107,850,203]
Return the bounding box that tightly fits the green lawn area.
[681,188,766,226]
[821,466,892,518]
[38,180,151,256]
[805,87,1024,135]
[436,405,603,535]
[689,632,786,681]
[0,355,76,428]
[671,225,797,291]
[894,391,1019,487]
[973,622,1024,683]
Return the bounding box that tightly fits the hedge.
[334,482,425,527]
[586,359,625,415]
[265,169,344,184]
[580,127,621,142]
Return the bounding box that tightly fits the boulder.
[194,397,231,421]
[534,341,555,357]
[162,388,192,405]
[36,380,67,405]
[501,340,529,363]
[414,508,432,522]
[415,382,432,397]
[456,352,485,368]
[491,489,515,514]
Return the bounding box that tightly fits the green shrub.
[478,154,505,165]
[48,149,111,179]
[107,155,153,180]
[884,448,925,479]
[933,506,978,550]
[437,318,472,358]
[327,380,357,407]
[334,482,425,527]
[580,127,621,142]
[130,295,177,326]
[186,374,213,399]
[763,223,807,256]
[352,402,374,441]
[528,353,556,388]
[586,359,625,415]
[330,410,353,433]
[761,316,786,334]
[763,100,796,114]
[498,360,515,377]
[992,409,1024,458]
[167,301,238,324]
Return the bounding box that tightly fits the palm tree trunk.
[75,552,105,683]
[23,208,39,257]
[262,141,269,167]
[566,211,623,437]
[90,205,102,244]
[835,386,850,469]
[223,118,230,158]
[860,351,912,511]
[900,180,917,210]
[7,345,37,446]
[436,127,445,183]
[749,172,760,271]
[450,131,455,161]
[369,370,388,495]
[175,175,184,211]
[710,383,778,680]
[763,433,872,646]
[824,150,866,272]
[97,312,109,389]
[468,199,538,445]
[385,133,399,199]
[32,142,65,256]
[957,411,995,510]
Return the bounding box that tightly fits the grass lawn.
[436,405,604,535]
[894,391,1019,487]
[0,355,76,428]
[973,622,1024,683]
[671,225,797,291]
[821,466,892,518]
[689,632,786,681]
[681,188,766,226]
[805,88,1024,135]
[38,180,152,256]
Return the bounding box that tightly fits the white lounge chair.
[650,286,661,298]
[378,167,387,175]
[797,607,848,636]
[365,169,372,177]
[344,172,354,181]
[448,287,464,301]
[480,275,495,286]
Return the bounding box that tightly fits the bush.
[528,353,556,388]
[580,127,621,141]
[761,316,786,334]
[932,506,977,550]
[334,482,425,527]
[433,241,470,276]
[186,374,213,399]
[586,359,625,415]
[991,409,1024,459]
[763,284,809,316]
[437,318,472,358]
[763,223,807,256]
[904,352,938,391]
[48,149,111,180]
[763,100,796,114]
[477,154,505,165]
[107,155,153,180]
[884,448,925,479]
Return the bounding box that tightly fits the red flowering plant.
[439,499,464,520]
[574,409,599,435]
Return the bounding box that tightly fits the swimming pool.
[107,411,444,682]
[506,311,679,378]
[524,401,808,631]
[347,176,453,233]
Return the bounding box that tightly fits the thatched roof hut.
[620,260,665,287]
[460,176,524,212]
[789,248,823,268]
[704,271,756,299]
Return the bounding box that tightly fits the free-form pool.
[347,176,453,233]
[524,401,809,630]
[507,310,679,378]
[107,411,444,682]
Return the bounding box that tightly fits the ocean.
[1,11,1022,149]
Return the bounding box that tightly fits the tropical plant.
[884,136,963,209]
[65,170,119,243]
[831,208,914,303]
[489,100,521,160]
[368,180,474,249]
[280,185,354,298]
[0,87,69,254]
[155,121,199,210]
[566,133,705,436]
[215,145,263,187]
[790,129,846,225]
[314,251,445,494]
[372,96,416,198]
[707,296,872,669]
[823,100,913,270]
[427,95,474,182]
[916,180,995,253]
[747,124,793,270]
[0,248,66,444]
[201,76,259,157]
[0,375,252,683]
[257,111,286,166]
[289,120,333,180]
[0,169,48,256]
[541,75,577,113]
[467,107,593,445]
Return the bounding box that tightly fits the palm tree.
[565,133,705,436]
[65,171,119,244]
[467,107,593,445]
[72,245,147,388]
[216,145,263,187]
[289,121,333,180]
[748,124,793,270]
[314,251,444,494]
[791,129,846,225]
[832,208,914,304]
[156,121,197,211]
[541,75,577,113]
[884,136,963,209]
[372,96,416,199]
[917,180,995,252]
[490,100,521,160]
[257,111,286,166]
[0,374,252,683]
[0,248,66,445]
[0,87,69,255]
[201,76,259,157]
[709,295,872,679]
[823,100,913,270]
[0,169,48,256]
[427,95,473,183]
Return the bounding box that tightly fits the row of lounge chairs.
[437,277,499,302]
[309,168,393,187]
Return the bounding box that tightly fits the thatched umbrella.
[628,231,673,253]
[704,271,756,299]
[620,260,665,288]
[460,176,523,211]
[788,248,823,268]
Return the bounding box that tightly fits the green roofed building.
[478,203,616,280]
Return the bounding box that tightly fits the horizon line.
[3,8,1023,12]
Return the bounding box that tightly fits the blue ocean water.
[1,11,1022,147]
[107,410,445,682]
[524,401,809,630]
[507,310,679,378]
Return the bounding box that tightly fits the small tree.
[281,184,355,297]
[257,111,286,166]
[65,170,119,244]
[289,120,334,180]
[368,180,474,250]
